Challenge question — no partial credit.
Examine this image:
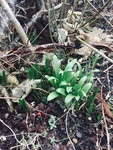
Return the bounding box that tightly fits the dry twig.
[0,0,33,50]
[77,37,113,64]
[80,0,112,28]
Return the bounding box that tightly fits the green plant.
[19,99,30,113]
[86,88,99,116]
[27,64,40,80]
[27,33,38,45]
[0,70,7,86]
[48,115,57,130]
[92,53,99,68]
[43,55,51,76]
[49,136,56,144]
[45,55,98,109]
[27,56,52,80]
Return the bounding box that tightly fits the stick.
[77,36,113,64]
[0,0,34,50]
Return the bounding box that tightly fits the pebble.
[76,131,82,138]
[88,117,92,121]
[4,113,9,119]
[29,123,33,127]
[15,113,23,120]
[72,138,78,144]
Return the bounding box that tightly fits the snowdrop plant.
[45,55,97,109]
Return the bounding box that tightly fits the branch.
[79,0,112,28]
[77,36,113,64]
[0,0,34,50]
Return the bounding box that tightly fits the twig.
[0,119,24,146]
[102,105,110,150]
[65,106,76,150]
[0,86,14,112]
[103,64,113,72]
[0,0,33,50]
[0,12,12,33]
[89,41,113,52]
[26,0,45,29]
[26,0,62,30]
[86,0,113,28]
[77,36,113,64]
[60,0,67,28]
[79,0,112,28]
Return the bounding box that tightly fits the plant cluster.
[45,55,98,109]
[0,55,98,113]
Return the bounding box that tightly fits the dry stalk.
[77,36,113,64]
[102,105,110,150]
[86,0,113,28]
[79,0,112,28]
[0,0,34,50]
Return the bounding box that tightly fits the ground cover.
[0,0,113,150]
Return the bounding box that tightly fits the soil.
[0,0,113,150]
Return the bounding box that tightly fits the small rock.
[29,123,33,127]
[78,113,82,118]
[72,138,78,144]
[4,113,9,119]
[76,131,82,138]
[0,135,6,141]
[88,117,92,121]
[15,113,23,120]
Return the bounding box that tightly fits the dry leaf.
[75,46,91,59]
[89,27,113,43]
[7,74,19,85]
[58,28,68,43]
[0,86,14,112]
[96,93,113,119]
[12,79,41,102]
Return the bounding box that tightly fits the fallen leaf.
[12,79,41,102]
[75,46,91,59]
[7,74,19,85]
[96,93,113,119]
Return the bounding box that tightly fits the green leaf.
[87,75,94,83]
[77,83,92,100]
[74,100,79,109]
[45,55,51,75]
[70,70,80,86]
[87,104,94,115]
[56,88,66,96]
[64,59,77,71]
[19,99,30,113]
[73,76,87,93]
[86,69,98,82]
[75,95,80,101]
[53,55,60,79]
[47,91,59,101]
[2,71,7,86]
[76,62,82,78]
[82,82,92,94]
[46,76,57,81]
[48,115,57,130]
[27,64,40,79]
[59,81,68,87]
[62,71,74,82]
[92,53,99,68]
[45,75,58,88]
[65,94,75,104]
[66,86,72,93]
[78,90,86,99]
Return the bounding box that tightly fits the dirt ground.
[0,0,113,150]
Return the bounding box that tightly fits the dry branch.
[0,0,34,50]
[77,37,113,64]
